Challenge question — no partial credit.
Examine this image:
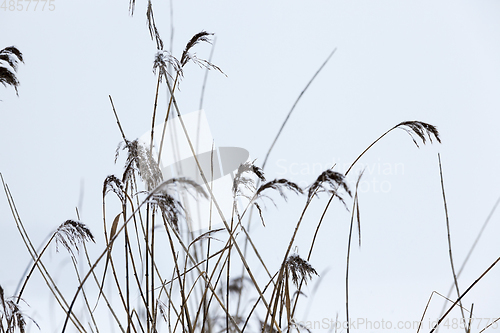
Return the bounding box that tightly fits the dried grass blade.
[95,213,122,310]
[262,48,337,170]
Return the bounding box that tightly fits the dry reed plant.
[1,7,499,333]
[0,46,24,97]
[0,284,38,333]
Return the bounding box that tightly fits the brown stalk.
[438,153,468,332]
[70,256,100,333]
[82,241,126,333]
[478,317,500,333]
[438,193,500,320]
[163,70,276,326]
[109,95,126,141]
[345,121,440,176]
[345,174,362,333]
[429,255,500,333]
[261,48,337,170]
[1,175,87,332]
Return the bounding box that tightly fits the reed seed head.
[118,139,163,190]
[146,0,163,50]
[55,220,95,258]
[0,46,24,95]
[396,121,441,147]
[232,162,265,198]
[307,169,351,207]
[0,285,37,333]
[181,31,213,67]
[103,175,124,202]
[286,254,318,287]
[256,179,303,203]
[150,177,208,231]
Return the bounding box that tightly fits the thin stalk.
[226,216,233,333]
[83,241,126,333]
[262,196,317,333]
[16,232,57,302]
[157,247,227,291]
[163,220,193,333]
[157,74,180,163]
[242,49,338,324]
[289,166,337,320]
[106,238,133,331]
[262,168,338,333]
[199,37,216,111]
[61,184,168,333]
[124,203,131,333]
[194,248,231,330]
[262,48,337,170]
[429,255,500,333]
[151,211,156,332]
[165,218,244,333]
[345,193,358,333]
[202,143,215,333]
[109,95,127,141]
[171,272,207,331]
[14,231,54,298]
[150,72,162,153]
[2,175,87,333]
[241,271,280,333]
[478,317,500,333]
[345,125,397,176]
[145,204,150,333]
[438,153,467,332]
[71,256,100,333]
[417,291,453,333]
[438,193,500,319]
[467,304,474,333]
[163,75,275,321]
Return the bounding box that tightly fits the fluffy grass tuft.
[307,169,351,203]
[0,46,24,96]
[286,254,318,288]
[397,121,441,147]
[55,220,95,258]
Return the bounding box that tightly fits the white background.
[1,1,500,332]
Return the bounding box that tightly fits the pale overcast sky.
[1,1,500,332]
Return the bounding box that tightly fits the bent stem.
[344,173,362,333]
[16,231,57,303]
[429,255,500,333]
[437,153,467,332]
[262,48,337,171]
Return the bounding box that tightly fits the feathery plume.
[55,220,95,258]
[256,179,303,202]
[396,121,441,147]
[307,169,351,204]
[117,139,163,190]
[232,162,265,198]
[286,254,318,287]
[0,46,24,95]
[103,175,125,203]
[146,0,164,50]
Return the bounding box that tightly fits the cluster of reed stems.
[1,4,499,333]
